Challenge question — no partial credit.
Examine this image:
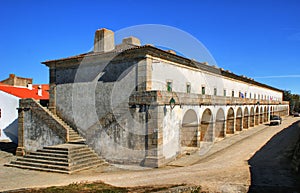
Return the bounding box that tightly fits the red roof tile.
[0,83,49,100]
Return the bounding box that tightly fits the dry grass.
[5,181,201,193]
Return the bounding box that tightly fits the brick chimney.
[94,28,115,52]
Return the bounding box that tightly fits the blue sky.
[1,0,300,93]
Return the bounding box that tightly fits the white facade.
[150,57,283,101]
[0,91,19,143]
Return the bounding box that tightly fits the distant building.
[1,74,32,87]
[0,74,49,143]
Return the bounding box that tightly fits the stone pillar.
[16,105,25,156]
[136,58,153,92]
[146,58,152,91]
[243,115,249,129]
[137,59,147,91]
[48,66,56,114]
[143,105,165,167]
[223,120,227,137]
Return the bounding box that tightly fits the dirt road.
[1,117,300,192]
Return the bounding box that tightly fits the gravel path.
[1,117,299,192]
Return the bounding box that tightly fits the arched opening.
[181,109,198,147]
[250,107,255,127]
[215,108,225,138]
[259,107,263,124]
[270,106,273,117]
[200,109,213,142]
[264,106,268,122]
[243,107,249,129]
[255,107,259,125]
[226,108,235,134]
[236,107,243,131]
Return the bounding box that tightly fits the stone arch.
[255,106,259,125]
[181,109,198,147]
[200,108,213,142]
[264,106,268,122]
[267,106,270,122]
[236,107,243,131]
[226,107,235,134]
[215,108,225,138]
[259,107,263,124]
[250,107,255,127]
[243,107,249,129]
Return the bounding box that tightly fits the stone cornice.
[129,91,288,106]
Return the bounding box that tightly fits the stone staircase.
[50,112,86,144]
[5,99,107,174]
[5,144,107,174]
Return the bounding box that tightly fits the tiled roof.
[0,83,49,100]
[42,45,283,93]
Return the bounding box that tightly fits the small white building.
[0,75,49,143]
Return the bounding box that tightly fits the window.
[250,93,252,99]
[167,81,172,92]
[201,86,206,95]
[214,88,217,96]
[245,92,247,98]
[258,94,260,100]
[254,94,256,99]
[232,90,235,97]
[186,83,191,93]
[0,108,1,119]
[223,89,227,96]
[239,91,245,98]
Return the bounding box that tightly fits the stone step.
[69,133,79,137]
[69,136,84,140]
[6,143,107,174]
[70,156,101,166]
[71,152,99,161]
[71,160,104,172]
[69,148,91,155]
[44,145,88,151]
[29,151,69,158]
[24,154,68,162]
[16,157,69,167]
[5,163,70,174]
[43,145,89,154]
[68,140,86,145]
[9,160,69,171]
[37,149,68,155]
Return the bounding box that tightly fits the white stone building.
[0,75,49,143]
[15,28,289,169]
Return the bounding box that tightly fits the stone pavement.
[0,116,298,192]
[167,121,276,167]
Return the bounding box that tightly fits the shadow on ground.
[0,142,17,155]
[248,120,300,193]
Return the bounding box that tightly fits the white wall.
[150,58,283,101]
[0,91,19,143]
